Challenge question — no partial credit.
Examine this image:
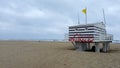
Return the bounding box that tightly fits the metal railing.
[94,34,113,41]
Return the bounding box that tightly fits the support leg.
[102,43,107,52]
[75,42,79,49]
[95,43,100,52]
[102,43,110,52]
[87,43,90,50]
[106,43,110,52]
[76,42,83,51]
[82,43,87,51]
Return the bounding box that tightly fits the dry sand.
[0,41,120,68]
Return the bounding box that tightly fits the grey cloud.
[0,0,120,40]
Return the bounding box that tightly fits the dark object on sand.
[91,46,95,51]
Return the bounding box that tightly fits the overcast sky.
[0,0,120,40]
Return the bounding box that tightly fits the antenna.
[77,13,80,24]
[102,8,107,34]
[102,8,106,24]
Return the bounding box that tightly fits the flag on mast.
[82,8,86,14]
[82,8,87,24]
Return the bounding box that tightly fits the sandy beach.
[0,41,120,68]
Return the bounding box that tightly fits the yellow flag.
[82,8,86,14]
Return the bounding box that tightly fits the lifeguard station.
[69,22,113,52]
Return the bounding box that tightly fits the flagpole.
[85,8,87,24]
[82,8,87,24]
